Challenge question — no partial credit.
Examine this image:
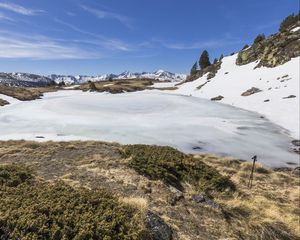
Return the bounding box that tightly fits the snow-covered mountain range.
[0,70,186,87]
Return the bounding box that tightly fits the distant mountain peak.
[0,70,187,87]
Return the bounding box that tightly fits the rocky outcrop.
[0,98,9,106]
[211,95,224,101]
[236,23,300,68]
[241,87,262,96]
[145,211,173,240]
[184,60,222,83]
[283,95,296,99]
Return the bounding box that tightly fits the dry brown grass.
[0,84,58,101]
[197,154,300,238]
[77,78,156,93]
[120,196,148,214]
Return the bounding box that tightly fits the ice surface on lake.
[0,90,298,167]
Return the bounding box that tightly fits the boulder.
[145,211,173,240]
[241,87,262,96]
[168,186,184,205]
[192,195,221,209]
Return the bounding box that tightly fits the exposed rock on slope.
[175,16,300,138]
[236,22,300,68]
[241,87,262,96]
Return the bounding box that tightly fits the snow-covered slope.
[115,70,186,82]
[0,72,52,87]
[175,54,300,139]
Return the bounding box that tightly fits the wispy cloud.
[153,37,243,50]
[80,5,132,29]
[54,18,131,51]
[0,2,43,16]
[66,11,76,17]
[0,30,102,59]
[0,11,14,21]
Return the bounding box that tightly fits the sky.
[0,0,298,75]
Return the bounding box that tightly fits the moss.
[0,164,147,240]
[123,144,235,192]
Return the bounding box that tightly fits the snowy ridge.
[0,72,52,87]
[0,70,186,87]
[174,54,300,139]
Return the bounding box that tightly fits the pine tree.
[190,62,198,76]
[213,58,218,64]
[253,34,265,44]
[199,50,211,69]
[279,12,299,32]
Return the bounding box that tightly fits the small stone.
[192,195,221,209]
[168,186,184,205]
[291,140,300,147]
[211,95,224,101]
[292,167,300,177]
[192,146,202,150]
[264,99,270,102]
[283,95,296,99]
[35,136,45,139]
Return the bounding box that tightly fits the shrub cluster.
[0,165,147,240]
[253,34,265,44]
[123,145,235,192]
[279,12,300,32]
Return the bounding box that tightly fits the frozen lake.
[0,90,298,167]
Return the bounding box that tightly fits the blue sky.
[0,0,298,75]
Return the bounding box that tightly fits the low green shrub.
[0,165,147,240]
[123,145,235,192]
[0,164,33,187]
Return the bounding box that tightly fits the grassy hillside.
[0,141,299,239]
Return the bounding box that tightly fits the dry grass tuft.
[197,153,300,238]
[120,196,149,214]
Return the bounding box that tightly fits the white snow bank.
[174,55,300,139]
[0,94,20,105]
[291,26,300,32]
[0,90,297,167]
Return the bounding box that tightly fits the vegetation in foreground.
[0,165,147,240]
[123,144,235,193]
[0,141,299,240]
